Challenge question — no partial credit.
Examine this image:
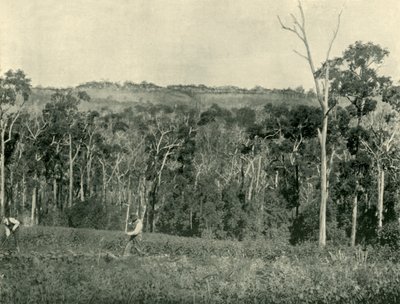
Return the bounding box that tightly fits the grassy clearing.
[1,226,400,303]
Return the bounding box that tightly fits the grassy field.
[1,226,400,303]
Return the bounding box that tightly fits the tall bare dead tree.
[278,1,341,247]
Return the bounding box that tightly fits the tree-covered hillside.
[1,41,400,250]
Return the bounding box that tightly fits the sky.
[0,0,399,89]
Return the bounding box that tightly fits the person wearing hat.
[2,216,20,252]
[123,214,144,256]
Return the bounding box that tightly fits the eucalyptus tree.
[278,2,342,247]
[360,106,400,229]
[328,42,394,236]
[195,105,254,236]
[77,110,100,201]
[96,111,129,205]
[43,89,90,208]
[266,104,321,217]
[0,70,31,216]
[24,115,48,224]
[133,103,198,232]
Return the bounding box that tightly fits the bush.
[289,202,319,245]
[40,208,69,227]
[65,199,108,229]
[289,200,345,245]
[378,221,400,250]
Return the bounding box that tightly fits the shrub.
[378,221,400,250]
[65,199,108,229]
[289,200,344,245]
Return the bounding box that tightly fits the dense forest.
[1,41,400,249]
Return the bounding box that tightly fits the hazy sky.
[1,0,399,89]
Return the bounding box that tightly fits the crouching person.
[2,216,20,253]
[123,214,145,257]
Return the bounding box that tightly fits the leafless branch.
[293,49,308,61]
[106,152,124,184]
[277,16,305,42]
[71,144,81,162]
[325,10,342,62]
[360,139,378,159]
[4,110,23,144]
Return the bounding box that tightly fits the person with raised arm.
[123,214,145,257]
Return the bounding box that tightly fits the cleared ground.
[0,226,399,303]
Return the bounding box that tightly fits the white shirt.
[126,219,143,236]
[4,217,20,237]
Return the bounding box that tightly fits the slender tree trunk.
[138,177,149,223]
[256,156,262,192]
[22,171,26,213]
[87,154,93,197]
[0,128,5,217]
[14,181,19,216]
[279,3,341,248]
[318,110,328,247]
[351,193,358,247]
[149,182,157,233]
[295,164,300,217]
[101,162,107,205]
[88,167,92,197]
[69,134,73,207]
[39,180,45,224]
[53,178,57,207]
[239,158,245,205]
[31,187,36,225]
[248,175,254,201]
[146,204,150,231]
[9,170,14,215]
[80,168,84,202]
[31,173,37,225]
[127,177,132,207]
[125,203,130,232]
[377,163,385,229]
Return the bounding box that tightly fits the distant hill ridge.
[31,81,317,111]
[74,80,315,97]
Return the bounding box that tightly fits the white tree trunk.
[31,173,37,225]
[87,155,93,197]
[69,134,73,207]
[80,168,84,202]
[377,163,385,229]
[278,2,341,248]
[0,128,5,217]
[22,171,26,212]
[101,161,107,204]
[53,178,57,207]
[351,194,358,247]
[319,112,328,247]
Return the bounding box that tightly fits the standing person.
[2,216,20,252]
[123,214,145,257]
